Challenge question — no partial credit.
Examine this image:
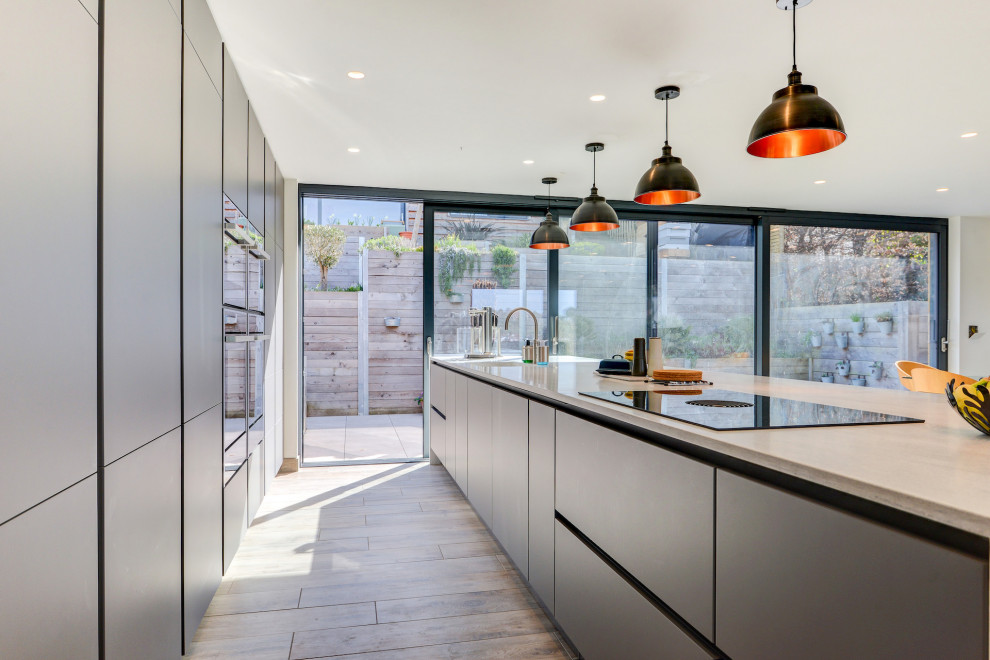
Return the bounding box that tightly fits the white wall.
[948,216,990,378]
[282,178,300,467]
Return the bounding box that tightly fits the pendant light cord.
[664,96,670,147]
[592,149,597,187]
[791,0,797,71]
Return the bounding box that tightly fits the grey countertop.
[432,356,990,538]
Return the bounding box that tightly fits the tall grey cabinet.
[1,6,100,655]
[0,1,285,658]
[102,0,183,657]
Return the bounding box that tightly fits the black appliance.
[579,389,923,431]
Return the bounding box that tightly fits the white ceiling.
[208,0,990,218]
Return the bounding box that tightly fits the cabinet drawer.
[430,364,446,416]
[716,470,987,660]
[429,407,446,466]
[555,521,711,660]
[492,388,529,578]
[466,378,493,528]
[528,402,555,612]
[555,413,714,638]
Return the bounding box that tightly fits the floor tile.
[190,463,565,660]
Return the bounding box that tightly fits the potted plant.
[449,293,464,304]
[836,360,850,377]
[850,374,868,386]
[821,372,835,383]
[869,361,883,378]
[810,332,822,348]
[850,313,864,334]
[836,332,849,349]
[876,311,893,334]
[414,392,424,408]
[822,319,834,335]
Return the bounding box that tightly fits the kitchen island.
[429,356,990,660]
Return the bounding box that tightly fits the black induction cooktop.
[579,389,924,431]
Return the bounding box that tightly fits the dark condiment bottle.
[631,337,647,376]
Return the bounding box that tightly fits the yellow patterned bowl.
[945,378,990,436]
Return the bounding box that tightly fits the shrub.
[435,235,480,297]
[490,245,517,288]
[360,234,421,256]
[304,224,345,291]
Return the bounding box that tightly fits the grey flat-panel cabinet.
[182,405,222,650]
[555,521,710,660]
[182,36,223,422]
[716,470,987,660]
[104,430,182,660]
[1,0,98,524]
[430,408,446,466]
[466,379,494,528]
[247,444,265,523]
[445,369,458,482]
[224,467,248,572]
[102,0,182,465]
[555,413,715,639]
[0,475,99,660]
[492,388,529,577]
[247,107,265,227]
[430,365,446,416]
[275,165,285,248]
[222,47,248,214]
[527,402,555,612]
[182,0,222,93]
[453,373,469,492]
[264,141,276,230]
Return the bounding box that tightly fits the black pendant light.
[529,177,569,250]
[747,0,846,158]
[570,143,619,232]
[633,86,701,206]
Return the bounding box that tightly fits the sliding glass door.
[769,225,940,387]
[431,210,549,358]
[299,195,426,465]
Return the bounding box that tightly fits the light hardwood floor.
[184,462,573,659]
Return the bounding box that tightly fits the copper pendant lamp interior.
[570,143,620,232]
[634,86,701,206]
[529,177,569,250]
[748,0,846,158]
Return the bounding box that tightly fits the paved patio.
[304,413,424,463]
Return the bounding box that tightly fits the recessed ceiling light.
[347,71,365,79]
[961,132,978,138]
[347,147,360,153]
[523,160,534,165]
[814,180,827,184]
[589,94,606,102]
[936,187,949,192]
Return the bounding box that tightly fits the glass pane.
[223,328,246,447]
[247,339,264,428]
[655,222,756,373]
[770,225,935,387]
[559,219,647,358]
[223,196,248,309]
[247,221,265,313]
[433,211,548,356]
